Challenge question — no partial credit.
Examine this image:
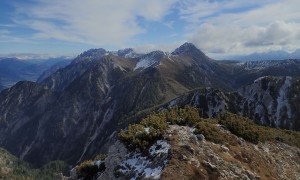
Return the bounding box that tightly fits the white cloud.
[13,0,177,46]
[180,0,300,55]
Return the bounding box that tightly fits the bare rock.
[196,134,205,141]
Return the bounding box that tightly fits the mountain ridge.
[0,43,299,168]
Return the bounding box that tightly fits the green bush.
[94,154,107,161]
[76,160,99,179]
[119,106,203,150]
[218,113,300,147]
[194,120,226,144]
[120,107,300,152]
[119,124,151,150]
[165,106,201,126]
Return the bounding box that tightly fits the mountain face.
[162,76,300,131]
[0,43,299,168]
[36,60,71,82]
[238,76,300,130]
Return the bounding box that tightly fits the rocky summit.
[0,43,299,179]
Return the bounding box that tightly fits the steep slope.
[36,60,71,82]
[169,43,234,91]
[162,76,300,131]
[239,76,300,130]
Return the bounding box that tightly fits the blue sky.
[1,0,300,58]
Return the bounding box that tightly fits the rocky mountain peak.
[71,48,107,64]
[172,42,205,57]
[116,48,137,58]
[79,48,107,58]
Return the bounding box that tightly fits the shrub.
[218,113,266,144]
[218,113,300,147]
[119,124,151,150]
[119,106,203,150]
[76,160,99,179]
[165,106,201,126]
[119,112,169,151]
[93,154,107,161]
[194,120,226,144]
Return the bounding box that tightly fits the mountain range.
[229,49,300,61]
[0,57,71,90]
[0,42,299,172]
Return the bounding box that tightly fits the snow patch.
[134,51,163,70]
[144,127,150,134]
[149,140,171,156]
[118,140,170,179]
[134,56,158,70]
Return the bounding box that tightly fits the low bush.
[194,120,226,144]
[76,160,99,179]
[119,106,202,150]
[218,113,300,147]
[93,154,107,161]
[165,106,201,126]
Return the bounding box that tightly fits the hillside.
[68,107,300,180]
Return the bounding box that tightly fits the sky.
[1,0,300,58]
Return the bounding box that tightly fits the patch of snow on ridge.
[144,127,150,134]
[134,51,164,70]
[149,140,171,156]
[118,140,170,179]
[134,56,157,70]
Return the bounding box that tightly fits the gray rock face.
[238,76,300,130]
[97,141,128,180]
[163,76,300,130]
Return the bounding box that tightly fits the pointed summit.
[172,42,204,55]
[172,42,211,62]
